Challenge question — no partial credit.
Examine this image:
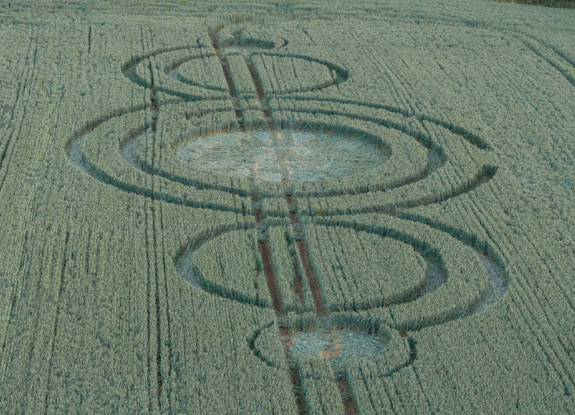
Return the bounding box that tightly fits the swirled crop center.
[175,129,389,184]
[289,327,386,362]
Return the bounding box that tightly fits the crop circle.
[289,327,387,362]
[175,129,390,184]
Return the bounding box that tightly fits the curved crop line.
[301,222,447,313]
[255,51,350,95]
[65,96,209,164]
[277,96,492,151]
[311,165,497,216]
[220,36,289,50]
[163,53,230,93]
[308,218,450,299]
[125,43,205,64]
[117,105,446,199]
[69,102,495,215]
[121,49,229,101]
[175,218,286,277]
[510,31,575,90]
[70,25,511,401]
[376,337,417,379]
[390,165,498,211]
[525,33,575,70]
[277,37,289,49]
[182,108,233,121]
[312,213,507,329]
[398,212,509,314]
[123,37,291,97]
[119,105,448,199]
[192,270,271,309]
[80,150,244,212]
[65,100,246,214]
[190,214,501,376]
[175,223,272,308]
[117,107,253,196]
[65,101,152,156]
[250,315,416,381]
[285,108,446,195]
[234,38,276,50]
[163,52,217,73]
[67,92,496,222]
[174,207,506,324]
[248,321,281,368]
[175,223,253,262]
[117,43,492,205]
[118,124,152,170]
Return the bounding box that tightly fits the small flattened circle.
[289,327,387,362]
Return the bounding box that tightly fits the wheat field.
[0,1,574,414]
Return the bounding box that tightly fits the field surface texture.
[0,1,574,414]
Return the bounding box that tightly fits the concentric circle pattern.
[66,27,509,414]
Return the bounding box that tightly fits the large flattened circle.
[132,102,431,198]
[175,129,390,184]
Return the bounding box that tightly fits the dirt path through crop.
[210,31,245,131]
[209,28,359,414]
[210,29,316,414]
[235,31,357,415]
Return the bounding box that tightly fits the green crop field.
[0,0,574,414]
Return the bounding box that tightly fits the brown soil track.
[290,367,308,415]
[246,59,274,127]
[210,30,355,415]
[293,271,304,305]
[280,326,306,414]
[210,31,245,131]
[280,328,293,353]
[258,240,283,315]
[241,33,352,414]
[296,241,326,317]
[338,378,359,415]
[68,28,507,415]
[286,195,298,224]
